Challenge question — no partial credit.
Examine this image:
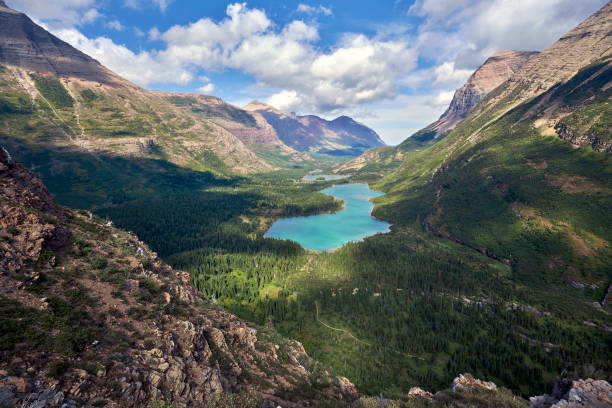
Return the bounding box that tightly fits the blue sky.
[6,0,608,144]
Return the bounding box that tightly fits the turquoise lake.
[264,183,391,251]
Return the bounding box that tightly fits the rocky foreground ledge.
[0,147,356,407]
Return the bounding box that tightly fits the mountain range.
[0,0,378,184]
[245,100,385,157]
[1,0,611,406]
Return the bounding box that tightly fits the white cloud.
[118,3,416,112]
[134,27,145,37]
[296,4,332,16]
[124,0,172,13]
[53,28,193,86]
[433,62,472,87]
[410,0,608,69]
[197,83,215,94]
[148,27,161,41]
[107,20,124,31]
[428,90,455,107]
[267,90,301,110]
[7,0,100,27]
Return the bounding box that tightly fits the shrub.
[208,391,262,408]
[46,361,69,378]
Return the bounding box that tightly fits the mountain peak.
[408,49,537,143]
[0,4,124,86]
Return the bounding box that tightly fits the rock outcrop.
[450,373,498,392]
[0,149,357,407]
[530,378,612,408]
[554,118,612,154]
[245,101,385,156]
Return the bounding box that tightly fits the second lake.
[264,183,391,251]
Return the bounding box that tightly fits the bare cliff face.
[0,150,357,407]
[245,101,385,156]
[417,50,537,140]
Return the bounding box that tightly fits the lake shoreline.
[264,182,392,251]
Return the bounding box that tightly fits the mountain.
[371,2,612,284]
[0,0,327,205]
[336,50,537,177]
[0,148,357,407]
[158,93,313,167]
[0,1,121,87]
[411,50,537,144]
[245,100,385,157]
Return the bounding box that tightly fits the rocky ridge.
[0,148,356,407]
[159,93,313,164]
[424,50,537,139]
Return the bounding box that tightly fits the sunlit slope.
[373,52,612,284]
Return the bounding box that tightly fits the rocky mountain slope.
[0,1,121,87]
[0,147,357,407]
[414,50,537,142]
[245,100,385,157]
[336,50,537,176]
[0,1,316,178]
[371,2,612,286]
[158,93,313,166]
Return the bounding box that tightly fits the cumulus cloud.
[433,62,472,87]
[410,0,608,69]
[7,0,101,27]
[267,90,301,110]
[296,4,333,16]
[78,3,414,112]
[53,28,193,85]
[197,83,215,94]
[428,90,455,107]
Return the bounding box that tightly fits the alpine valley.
[0,1,611,407]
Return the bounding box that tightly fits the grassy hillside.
[373,59,612,285]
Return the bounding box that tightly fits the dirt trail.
[315,301,370,345]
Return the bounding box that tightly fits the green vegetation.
[30,73,74,108]
[1,41,610,405]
